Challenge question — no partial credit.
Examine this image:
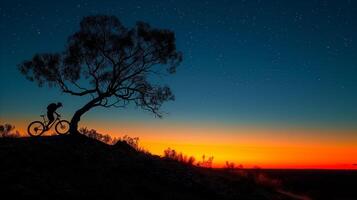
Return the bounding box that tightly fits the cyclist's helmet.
[57,102,63,107]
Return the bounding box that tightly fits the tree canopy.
[19,15,182,133]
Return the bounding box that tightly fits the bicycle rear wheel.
[55,120,70,135]
[27,121,45,137]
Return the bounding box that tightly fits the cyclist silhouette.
[27,103,69,136]
[46,102,62,130]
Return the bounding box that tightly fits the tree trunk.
[69,96,102,134]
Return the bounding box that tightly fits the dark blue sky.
[1,0,357,130]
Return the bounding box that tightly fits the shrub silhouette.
[79,127,118,145]
[225,161,235,171]
[0,123,20,138]
[197,154,214,168]
[18,15,182,134]
[163,147,177,158]
[163,148,215,167]
[120,135,140,150]
[118,135,150,153]
[79,128,148,153]
[187,155,196,165]
[163,147,196,165]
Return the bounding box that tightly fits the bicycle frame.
[40,114,61,130]
[28,113,70,137]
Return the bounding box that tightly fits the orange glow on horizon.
[2,117,357,170]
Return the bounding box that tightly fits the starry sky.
[1,0,357,168]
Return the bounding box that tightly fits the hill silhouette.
[0,134,292,199]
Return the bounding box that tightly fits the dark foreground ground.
[1,135,355,199]
[259,169,357,200]
[0,135,291,200]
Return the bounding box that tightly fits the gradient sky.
[1,0,357,169]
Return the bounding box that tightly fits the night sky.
[1,0,357,168]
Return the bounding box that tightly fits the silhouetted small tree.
[0,123,20,138]
[19,15,182,134]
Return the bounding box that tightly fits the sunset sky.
[1,0,357,169]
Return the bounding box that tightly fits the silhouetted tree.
[19,15,182,134]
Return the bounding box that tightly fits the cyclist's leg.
[46,112,54,129]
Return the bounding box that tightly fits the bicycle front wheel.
[55,120,70,135]
[27,121,45,137]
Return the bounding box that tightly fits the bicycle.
[27,113,70,137]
